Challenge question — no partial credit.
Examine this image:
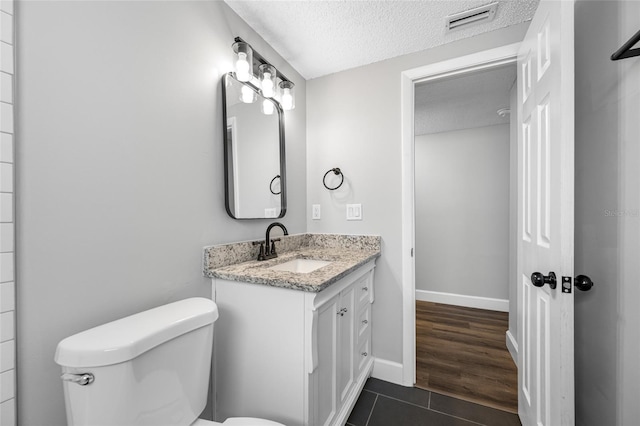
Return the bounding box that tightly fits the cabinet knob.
[362,352,368,357]
[362,286,368,291]
[337,307,348,316]
[362,319,368,325]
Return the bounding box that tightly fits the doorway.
[399,42,521,391]
[411,61,518,412]
[412,62,517,412]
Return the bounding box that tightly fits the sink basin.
[268,259,332,274]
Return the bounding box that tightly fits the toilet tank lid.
[54,298,218,368]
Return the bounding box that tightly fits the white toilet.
[54,298,284,426]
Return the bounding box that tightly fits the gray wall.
[414,124,509,300]
[16,2,306,424]
[574,1,640,424]
[307,23,529,368]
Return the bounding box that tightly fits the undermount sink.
[268,258,332,274]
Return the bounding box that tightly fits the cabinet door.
[315,294,340,426]
[337,285,356,406]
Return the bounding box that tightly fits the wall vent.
[445,3,498,32]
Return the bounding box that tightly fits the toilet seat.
[192,417,285,426]
[223,418,285,426]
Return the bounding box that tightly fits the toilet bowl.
[55,298,285,426]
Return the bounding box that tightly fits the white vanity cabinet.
[212,260,375,426]
[311,269,374,426]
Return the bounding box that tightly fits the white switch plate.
[312,204,321,220]
[346,204,362,221]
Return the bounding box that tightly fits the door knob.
[575,275,594,291]
[531,271,557,289]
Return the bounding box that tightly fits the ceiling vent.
[445,3,498,33]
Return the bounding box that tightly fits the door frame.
[400,42,521,386]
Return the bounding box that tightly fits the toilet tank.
[54,298,218,426]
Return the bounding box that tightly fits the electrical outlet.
[312,204,321,220]
[346,204,362,221]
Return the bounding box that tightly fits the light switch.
[346,204,362,221]
[312,204,321,220]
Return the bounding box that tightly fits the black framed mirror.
[222,73,286,219]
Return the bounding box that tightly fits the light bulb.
[259,64,277,99]
[241,85,255,103]
[279,80,295,111]
[262,99,274,115]
[262,72,275,98]
[236,52,251,82]
[281,88,293,110]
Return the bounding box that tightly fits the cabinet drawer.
[356,303,371,342]
[355,273,373,307]
[356,333,371,375]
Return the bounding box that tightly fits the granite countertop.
[204,234,381,293]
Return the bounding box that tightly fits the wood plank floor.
[415,301,518,414]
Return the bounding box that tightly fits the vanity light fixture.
[279,81,295,111]
[259,64,276,98]
[232,41,253,82]
[232,36,296,111]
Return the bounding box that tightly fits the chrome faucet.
[253,222,288,261]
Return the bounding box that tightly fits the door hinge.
[562,276,572,293]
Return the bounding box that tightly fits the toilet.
[54,298,284,426]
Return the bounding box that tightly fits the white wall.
[414,124,509,301]
[307,23,529,375]
[16,2,306,424]
[574,1,640,424]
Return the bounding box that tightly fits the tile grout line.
[427,407,486,426]
[368,393,430,412]
[368,389,485,425]
[364,393,378,426]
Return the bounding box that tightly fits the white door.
[517,1,575,425]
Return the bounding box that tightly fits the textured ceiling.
[225,0,538,79]
[415,63,516,135]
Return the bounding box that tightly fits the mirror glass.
[222,73,286,219]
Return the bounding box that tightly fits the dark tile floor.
[347,378,521,426]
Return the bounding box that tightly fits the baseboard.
[371,357,405,385]
[415,289,509,312]
[506,330,518,365]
